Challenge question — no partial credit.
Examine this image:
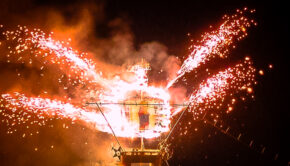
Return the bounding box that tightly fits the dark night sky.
[0,0,289,166]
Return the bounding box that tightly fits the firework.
[167,8,256,89]
[1,26,105,88]
[0,92,166,138]
[172,58,256,119]
[0,8,257,139]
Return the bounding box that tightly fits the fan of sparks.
[0,8,257,138]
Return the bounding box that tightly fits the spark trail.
[167,8,256,88]
[0,93,162,138]
[172,58,256,119]
[0,8,257,139]
[1,26,105,87]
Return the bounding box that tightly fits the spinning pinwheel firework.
[0,7,260,165]
[0,7,257,138]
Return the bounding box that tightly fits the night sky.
[0,0,289,166]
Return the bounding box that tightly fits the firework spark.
[1,26,104,87]
[0,8,257,139]
[167,8,256,89]
[172,58,256,119]
[0,92,166,138]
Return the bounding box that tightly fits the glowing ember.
[269,64,273,69]
[0,8,257,139]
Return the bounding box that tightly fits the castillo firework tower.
[0,7,257,165]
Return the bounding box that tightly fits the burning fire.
[0,8,257,138]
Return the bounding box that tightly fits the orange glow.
[269,64,273,69]
[0,8,257,139]
[247,87,253,93]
